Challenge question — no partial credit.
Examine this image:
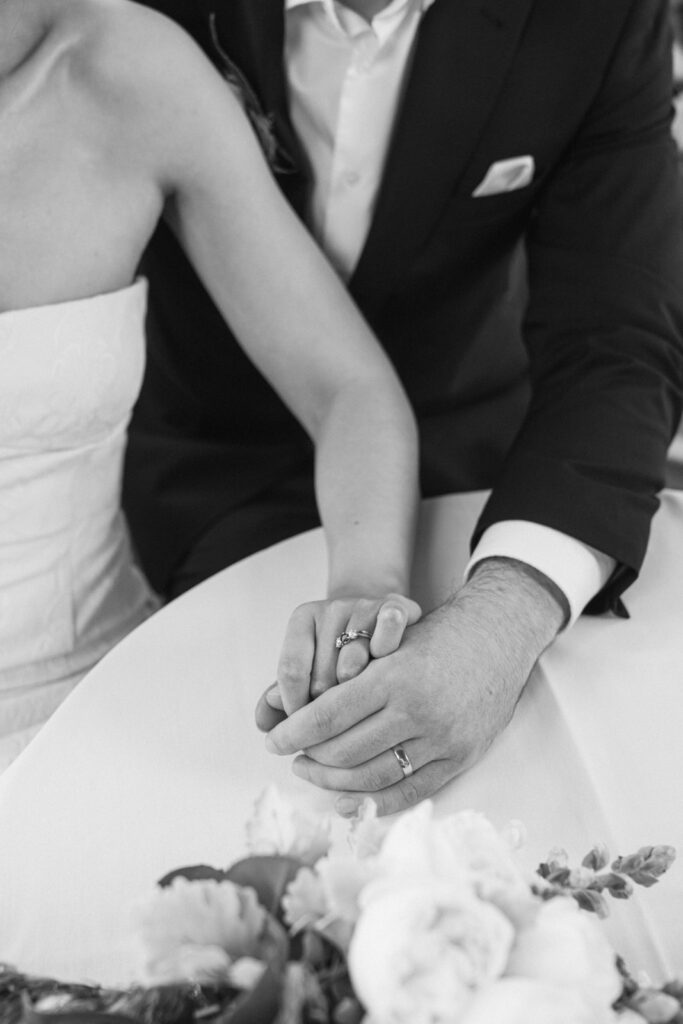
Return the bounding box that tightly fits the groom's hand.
[261,559,566,816]
[256,592,421,721]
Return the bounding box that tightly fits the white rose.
[133,877,266,984]
[506,897,622,1017]
[462,977,618,1024]
[377,804,529,904]
[245,786,332,864]
[348,880,514,1024]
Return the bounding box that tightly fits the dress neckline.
[0,278,147,321]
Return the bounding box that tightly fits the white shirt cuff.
[465,521,617,628]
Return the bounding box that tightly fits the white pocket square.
[472,155,535,197]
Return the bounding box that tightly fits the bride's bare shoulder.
[64,0,211,106]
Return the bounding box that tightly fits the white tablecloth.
[1,491,682,986]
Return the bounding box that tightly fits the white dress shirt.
[284,0,615,623]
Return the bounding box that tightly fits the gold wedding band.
[392,744,414,778]
[335,629,373,650]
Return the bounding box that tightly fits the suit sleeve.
[474,0,683,613]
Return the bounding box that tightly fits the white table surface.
[1,491,682,987]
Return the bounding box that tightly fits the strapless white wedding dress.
[0,280,158,770]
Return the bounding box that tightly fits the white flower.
[227,956,267,990]
[282,867,328,931]
[316,851,383,925]
[348,879,515,1024]
[245,787,332,864]
[377,804,529,901]
[506,896,622,1017]
[461,977,618,1024]
[133,877,266,985]
[139,944,233,985]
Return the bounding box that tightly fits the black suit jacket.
[124,0,683,609]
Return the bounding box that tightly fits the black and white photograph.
[1,1,683,1021]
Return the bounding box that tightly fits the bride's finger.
[255,685,288,732]
[336,605,375,684]
[307,611,346,698]
[276,604,316,715]
[370,596,421,658]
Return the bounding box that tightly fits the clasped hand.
[255,561,564,816]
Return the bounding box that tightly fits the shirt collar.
[285,0,437,18]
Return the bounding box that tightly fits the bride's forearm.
[313,376,420,599]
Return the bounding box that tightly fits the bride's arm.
[125,7,421,710]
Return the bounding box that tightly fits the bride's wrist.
[326,567,411,601]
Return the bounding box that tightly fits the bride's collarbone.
[0,0,112,120]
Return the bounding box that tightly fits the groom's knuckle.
[311,701,334,735]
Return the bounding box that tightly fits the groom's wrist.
[466,556,568,643]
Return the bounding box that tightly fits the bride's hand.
[254,593,421,730]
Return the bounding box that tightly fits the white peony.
[506,896,622,1017]
[376,803,530,900]
[281,866,329,931]
[461,977,618,1024]
[245,786,332,865]
[348,879,515,1024]
[133,876,266,985]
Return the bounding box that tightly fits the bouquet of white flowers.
[1,789,678,1024]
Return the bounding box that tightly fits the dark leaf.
[612,845,676,883]
[571,889,608,917]
[588,872,633,897]
[663,980,683,1003]
[213,964,281,1024]
[158,866,232,888]
[546,868,571,886]
[582,845,610,872]
[21,1012,135,1024]
[225,857,304,922]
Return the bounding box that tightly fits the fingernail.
[291,757,308,779]
[335,796,359,818]
[379,606,404,625]
[266,685,284,710]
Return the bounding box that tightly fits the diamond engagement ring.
[392,744,414,778]
[335,629,373,649]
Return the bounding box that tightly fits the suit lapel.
[351,0,536,304]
